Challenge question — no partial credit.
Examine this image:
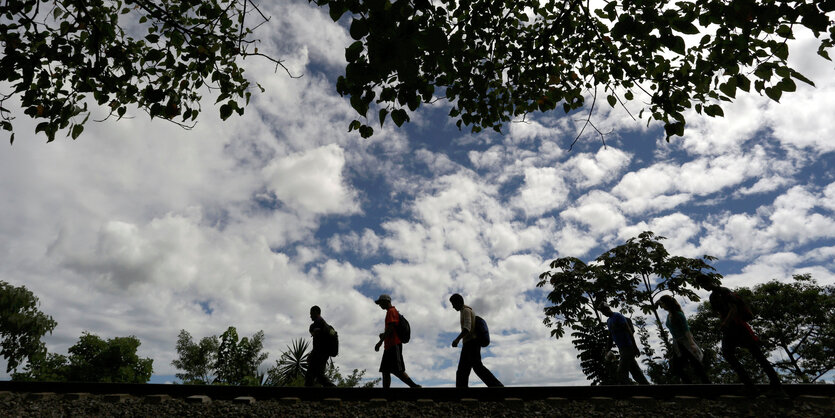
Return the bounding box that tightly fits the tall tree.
[687,274,835,383]
[171,329,219,384]
[537,231,720,383]
[0,281,57,373]
[3,1,834,142]
[16,332,153,383]
[748,274,835,382]
[214,326,268,386]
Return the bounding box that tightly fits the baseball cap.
[374,294,392,304]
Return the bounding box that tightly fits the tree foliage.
[171,329,219,384]
[321,0,835,139]
[4,1,834,143]
[748,274,835,382]
[213,326,268,386]
[0,281,57,373]
[14,332,153,383]
[0,0,276,143]
[688,274,835,383]
[537,231,720,383]
[265,337,310,386]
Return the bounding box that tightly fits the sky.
[1,1,834,386]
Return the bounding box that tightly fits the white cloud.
[560,191,626,236]
[262,144,360,215]
[512,166,570,217]
[564,147,632,188]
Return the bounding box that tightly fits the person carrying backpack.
[305,305,336,387]
[697,276,782,392]
[597,302,649,385]
[373,294,421,388]
[449,293,503,388]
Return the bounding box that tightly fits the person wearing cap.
[373,294,421,388]
[449,293,503,388]
[598,302,649,385]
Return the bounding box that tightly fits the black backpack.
[397,313,411,343]
[474,316,490,347]
[731,292,755,322]
[326,325,339,357]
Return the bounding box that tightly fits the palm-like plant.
[266,338,310,386]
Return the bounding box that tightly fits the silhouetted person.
[657,295,711,384]
[305,305,335,387]
[373,294,421,388]
[697,277,782,390]
[598,302,649,385]
[449,293,503,388]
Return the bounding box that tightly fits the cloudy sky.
[1,1,834,386]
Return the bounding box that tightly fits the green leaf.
[345,41,363,62]
[391,109,408,127]
[70,124,83,139]
[329,1,346,21]
[349,19,368,40]
[379,109,388,127]
[777,78,796,92]
[671,20,699,35]
[348,120,361,132]
[359,125,373,138]
[704,104,724,117]
[719,77,737,98]
[790,70,815,87]
[765,87,782,102]
[606,94,616,107]
[219,103,232,120]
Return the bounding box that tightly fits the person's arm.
[451,308,472,347]
[720,291,738,328]
[452,328,470,347]
[375,316,396,351]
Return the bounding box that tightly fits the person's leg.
[305,353,324,387]
[678,344,711,384]
[456,342,473,388]
[382,372,391,388]
[466,341,503,387]
[616,349,631,384]
[721,332,753,386]
[742,337,781,386]
[628,356,649,384]
[670,353,690,384]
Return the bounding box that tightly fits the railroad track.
[1,381,833,403]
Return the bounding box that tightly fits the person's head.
[597,302,613,317]
[310,305,321,320]
[696,275,719,291]
[374,294,392,309]
[657,295,682,313]
[449,293,464,311]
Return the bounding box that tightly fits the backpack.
[731,292,755,322]
[396,313,411,344]
[474,316,490,347]
[326,325,339,357]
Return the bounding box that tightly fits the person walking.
[305,305,335,387]
[373,294,421,388]
[697,276,782,391]
[657,295,711,384]
[449,293,503,388]
[598,302,650,385]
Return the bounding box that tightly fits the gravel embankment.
[2,393,833,417]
